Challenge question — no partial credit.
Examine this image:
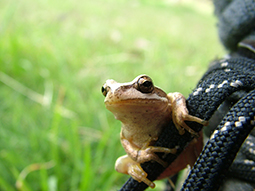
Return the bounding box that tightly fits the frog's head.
[101,75,168,121]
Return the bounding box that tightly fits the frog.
[101,74,208,188]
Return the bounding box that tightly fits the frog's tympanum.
[102,75,208,188]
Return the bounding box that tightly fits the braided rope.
[181,90,255,191]
[119,57,255,191]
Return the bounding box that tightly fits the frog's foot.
[115,155,155,188]
[128,163,155,188]
[167,92,208,137]
[137,146,177,167]
[173,113,208,137]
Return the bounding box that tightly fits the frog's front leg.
[119,135,177,188]
[121,135,177,166]
[167,92,208,137]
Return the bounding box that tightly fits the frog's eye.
[137,76,154,93]
[101,85,108,97]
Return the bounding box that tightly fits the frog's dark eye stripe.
[101,85,108,97]
[137,76,154,93]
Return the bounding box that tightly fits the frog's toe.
[184,114,208,126]
[128,164,155,188]
[183,122,199,137]
[137,146,176,166]
[201,120,209,126]
[177,126,185,135]
[173,122,185,135]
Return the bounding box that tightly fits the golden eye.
[101,84,108,97]
[137,76,154,93]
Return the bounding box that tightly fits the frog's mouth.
[105,98,168,113]
[105,98,166,104]
[105,98,170,124]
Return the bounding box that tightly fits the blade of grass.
[79,142,92,190]
[0,176,16,191]
[15,161,55,191]
[10,166,33,191]
[39,168,49,191]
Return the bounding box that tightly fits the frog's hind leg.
[115,155,155,188]
[128,163,156,188]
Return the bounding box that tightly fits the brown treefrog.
[101,75,208,188]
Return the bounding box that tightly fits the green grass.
[0,0,224,190]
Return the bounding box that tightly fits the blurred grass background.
[0,0,224,190]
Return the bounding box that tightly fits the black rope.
[119,57,255,191]
[181,89,255,191]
